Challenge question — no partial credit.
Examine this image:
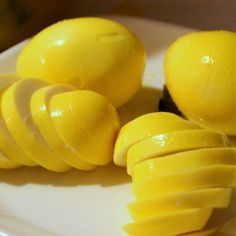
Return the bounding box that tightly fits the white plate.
[0,16,236,236]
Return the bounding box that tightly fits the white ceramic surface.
[0,16,235,236]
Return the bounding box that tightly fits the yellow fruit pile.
[114,112,236,235]
[0,74,119,171]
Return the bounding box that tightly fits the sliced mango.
[1,78,70,172]
[132,148,236,181]
[127,130,229,173]
[50,90,120,165]
[128,188,231,220]
[124,208,212,236]
[31,84,96,170]
[132,165,236,200]
[114,112,200,166]
[0,74,32,166]
[0,151,21,169]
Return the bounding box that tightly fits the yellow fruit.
[127,130,229,173]
[132,165,236,200]
[30,84,96,170]
[0,74,32,166]
[17,17,146,107]
[127,188,231,220]
[132,148,236,181]
[165,31,236,135]
[50,90,120,165]
[114,112,200,166]
[0,151,21,169]
[124,208,212,236]
[1,78,70,172]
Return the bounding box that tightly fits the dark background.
[1,0,236,51]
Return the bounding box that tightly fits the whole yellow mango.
[165,31,236,135]
[17,17,146,107]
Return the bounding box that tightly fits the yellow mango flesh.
[0,74,32,166]
[132,165,236,200]
[165,31,236,135]
[128,188,231,220]
[50,90,120,165]
[1,78,70,172]
[114,112,200,166]
[127,130,229,173]
[124,208,212,236]
[132,148,236,181]
[0,151,21,169]
[30,84,96,170]
[17,17,146,107]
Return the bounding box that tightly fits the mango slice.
[1,78,70,172]
[132,165,236,200]
[0,74,31,166]
[0,151,21,169]
[50,90,120,165]
[124,208,212,236]
[128,188,231,220]
[114,112,200,166]
[132,148,236,181]
[127,130,229,173]
[31,84,96,170]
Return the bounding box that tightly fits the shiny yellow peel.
[165,31,236,135]
[17,17,146,107]
[50,90,120,165]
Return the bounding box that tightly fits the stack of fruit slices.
[114,112,236,235]
[0,74,120,171]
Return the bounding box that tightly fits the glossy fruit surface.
[50,90,120,165]
[114,112,200,166]
[127,130,229,173]
[165,31,236,135]
[17,17,146,107]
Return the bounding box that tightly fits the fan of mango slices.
[2,17,236,235]
[115,112,236,235]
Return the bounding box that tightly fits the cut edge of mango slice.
[0,74,38,166]
[0,151,22,169]
[127,129,229,173]
[1,78,71,172]
[30,84,96,170]
[114,112,200,166]
[132,165,236,200]
[124,208,212,236]
[127,188,231,221]
[131,147,236,181]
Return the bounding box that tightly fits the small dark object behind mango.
[159,85,182,116]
